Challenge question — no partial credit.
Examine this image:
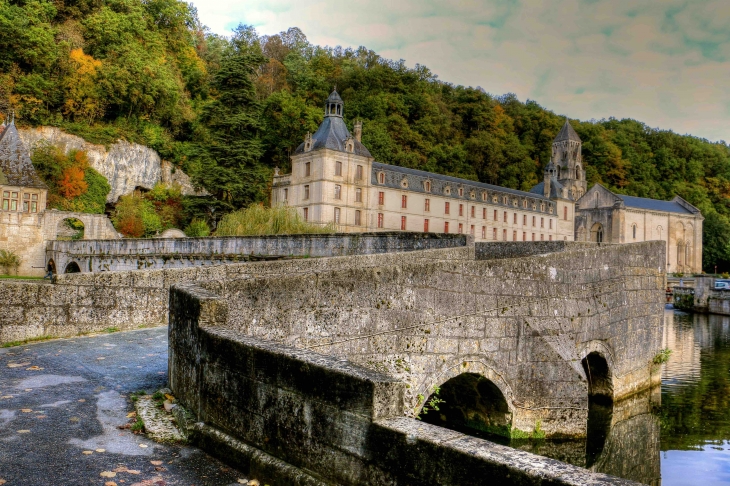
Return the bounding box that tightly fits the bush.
[112,194,162,238]
[184,218,210,237]
[0,249,22,275]
[215,204,335,236]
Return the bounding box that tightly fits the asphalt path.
[0,327,247,486]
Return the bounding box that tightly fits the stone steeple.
[552,120,586,199]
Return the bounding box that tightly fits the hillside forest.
[2,0,730,271]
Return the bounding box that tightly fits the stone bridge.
[168,241,665,485]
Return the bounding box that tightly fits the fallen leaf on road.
[104,482,117,486]
[154,467,165,472]
[78,399,86,402]
[96,448,106,453]
[97,357,105,360]
[138,444,148,448]
[7,362,30,368]
[1,396,12,399]
[24,389,32,392]
[25,366,43,371]
[0,479,6,485]
[17,430,30,433]
[126,412,137,418]
[150,461,163,466]
[20,409,32,413]
[100,471,117,478]
[82,451,93,455]
[69,417,80,423]
[34,415,47,419]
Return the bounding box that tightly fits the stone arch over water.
[63,261,81,273]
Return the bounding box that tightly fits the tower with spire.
[552,120,586,199]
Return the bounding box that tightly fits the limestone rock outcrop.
[18,126,202,203]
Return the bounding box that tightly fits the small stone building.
[0,119,118,276]
[574,183,703,273]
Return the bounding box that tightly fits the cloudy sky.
[191,0,730,143]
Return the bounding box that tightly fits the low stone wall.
[169,283,639,486]
[47,232,470,273]
[475,240,599,260]
[1,247,471,344]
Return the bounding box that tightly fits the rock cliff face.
[18,126,202,203]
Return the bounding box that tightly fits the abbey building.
[272,91,703,273]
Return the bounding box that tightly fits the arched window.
[591,223,604,243]
[576,166,581,180]
[632,224,637,239]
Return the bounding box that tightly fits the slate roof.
[529,177,568,200]
[0,122,46,189]
[618,195,694,215]
[372,162,554,211]
[293,110,372,157]
[554,120,581,143]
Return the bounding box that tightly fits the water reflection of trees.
[660,312,730,451]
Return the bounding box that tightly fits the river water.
[509,308,730,485]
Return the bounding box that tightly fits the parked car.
[714,280,730,290]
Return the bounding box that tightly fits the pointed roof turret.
[554,120,581,143]
[325,89,344,118]
[0,120,47,189]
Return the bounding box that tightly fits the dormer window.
[378,172,385,184]
[304,133,313,152]
[470,191,476,199]
[481,192,487,201]
[458,187,464,197]
[401,178,408,189]
[503,196,508,205]
[345,137,355,153]
[424,181,431,192]
[444,186,451,196]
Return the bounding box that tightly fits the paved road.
[0,328,246,486]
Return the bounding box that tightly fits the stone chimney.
[354,120,362,143]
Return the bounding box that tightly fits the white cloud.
[191,0,730,142]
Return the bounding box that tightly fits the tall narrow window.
[378,213,384,228]
[513,230,517,241]
[22,193,29,212]
[334,185,342,200]
[493,228,497,240]
[304,185,310,200]
[445,202,450,215]
[633,224,637,239]
[356,165,363,180]
[283,188,288,201]
[564,206,568,220]
[523,232,526,241]
[503,211,507,223]
[378,191,385,205]
[549,235,553,241]
[471,206,475,218]
[355,210,362,226]
[303,208,309,221]
[355,188,362,202]
[334,207,341,223]
[425,181,431,192]
[335,161,342,176]
[523,215,527,225]
[458,223,463,234]
[549,219,553,229]
[541,234,544,241]
[401,216,407,231]
[402,195,407,209]
[541,217,544,228]
[482,226,486,239]
[483,208,487,219]
[305,162,311,177]
[493,210,497,220]
[425,198,430,211]
[532,233,535,241]
[532,216,536,227]
[503,229,507,241]
[445,222,449,233]
[2,191,8,210]
[424,219,429,232]
[459,188,464,197]
[470,225,475,236]
[10,192,17,211]
[378,172,385,184]
[459,204,464,216]
[513,213,517,224]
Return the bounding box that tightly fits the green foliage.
[0,249,22,275]
[416,385,445,420]
[111,184,185,237]
[215,204,335,236]
[183,218,210,237]
[653,348,673,365]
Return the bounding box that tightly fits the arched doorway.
[420,373,512,439]
[57,218,85,240]
[582,352,614,467]
[63,261,81,274]
[590,223,604,243]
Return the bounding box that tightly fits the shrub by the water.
[184,218,211,237]
[215,205,335,236]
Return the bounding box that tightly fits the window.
[303,208,309,221]
[549,235,553,241]
[334,185,342,200]
[513,230,517,241]
[425,198,430,211]
[471,206,475,218]
[335,161,342,176]
[355,188,362,202]
[402,195,408,209]
[493,228,497,240]
[513,213,517,224]
[459,187,464,197]
[459,204,464,216]
[445,202,450,215]
[549,219,553,229]
[493,210,497,220]
[532,233,535,241]
[378,191,385,205]
[503,211,507,223]
[523,200,527,209]
[444,222,450,233]
[2,191,8,211]
[523,215,527,225]
[9,192,18,211]
[458,223,463,234]
[523,232,526,241]
[633,224,637,239]
[401,216,407,231]
[564,206,568,220]
[355,210,362,226]
[424,219,429,232]
[378,213,384,228]
[470,225,475,236]
[541,217,544,228]
[483,208,486,219]
[283,188,288,201]
[503,229,507,241]
[378,172,385,184]
[425,181,431,192]
[356,165,363,180]
[482,226,486,239]
[304,185,310,200]
[334,207,341,223]
[532,216,536,227]
[541,234,544,241]
[482,192,487,201]
[305,162,311,177]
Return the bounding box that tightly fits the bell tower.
[553,120,586,199]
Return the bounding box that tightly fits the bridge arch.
[63,261,81,274]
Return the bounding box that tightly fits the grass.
[103,327,121,333]
[0,275,45,280]
[215,204,336,237]
[131,417,145,432]
[2,335,56,348]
